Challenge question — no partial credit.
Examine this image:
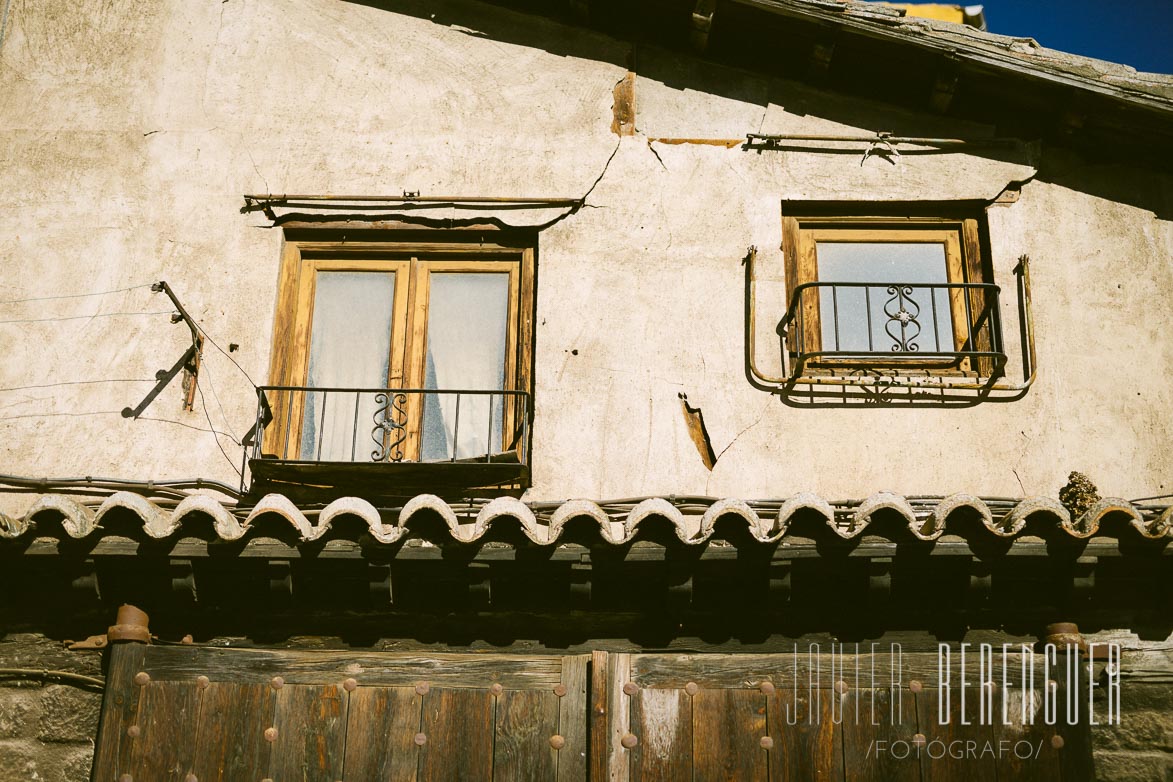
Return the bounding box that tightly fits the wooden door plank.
[630,687,692,782]
[139,646,562,688]
[992,687,1062,781]
[915,687,996,782]
[342,686,422,782]
[418,688,494,782]
[606,653,632,782]
[1055,672,1094,782]
[590,651,610,782]
[557,654,589,782]
[629,652,953,689]
[121,681,202,782]
[693,688,769,782]
[840,688,919,782]
[767,687,843,782]
[92,643,147,782]
[189,683,275,782]
[270,684,347,782]
[494,688,559,782]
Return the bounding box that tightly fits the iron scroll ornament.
[371,392,408,462]
[883,285,922,352]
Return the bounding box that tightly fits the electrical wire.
[198,358,237,441]
[136,414,239,441]
[0,310,173,325]
[0,282,154,306]
[0,378,156,393]
[0,409,240,445]
[0,410,126,422]
[195,324,257,389]
[0,473,242,500]
[196,383,243,480]
[0,668,105,689]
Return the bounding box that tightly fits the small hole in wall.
[228,343,239,352]
[571,349,579,356]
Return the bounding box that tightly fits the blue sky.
[977,0,1173,74]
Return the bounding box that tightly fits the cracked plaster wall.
[0,0,1171,507]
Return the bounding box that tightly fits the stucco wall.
[1,0,1170,506]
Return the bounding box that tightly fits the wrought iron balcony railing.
[246,386,530,495]
[779,281,1007,378]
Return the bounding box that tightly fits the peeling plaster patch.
[611,72,636,136]
[679,392,716,470]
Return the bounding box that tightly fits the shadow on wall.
[348,0,1007,143]
[345,0,1173,219]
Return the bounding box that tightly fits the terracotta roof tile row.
[1,491,1170,546]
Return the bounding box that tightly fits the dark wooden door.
[92,644,588,781]
[592,652,1081,782]
[94,646,1083,781]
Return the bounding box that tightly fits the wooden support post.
[690,0,717,53]
[808,36,836,80]
[91,606,151,780]
[968,560,992,609]
[768,562,791,604]
[1045,623,1095,779]
[468,561,492,609]
[368,564,392,606]
[868,558,892,609]
[930,65,960,113]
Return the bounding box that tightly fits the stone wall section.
[1092,680,1173,782]
[0,634,103,782]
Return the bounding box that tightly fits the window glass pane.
[301,271,395,461]
[815,242,953,354]
[421,272,509,461]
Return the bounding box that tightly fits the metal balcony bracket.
[861,132,901,166]
[745,248,1037,402]
[121,281,203,418]
[241,391,273,450]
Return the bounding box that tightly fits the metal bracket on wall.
[861,132,901,165]
[121,281,203,418]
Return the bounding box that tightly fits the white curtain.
[301,271,396,461]
[421,273,509,461]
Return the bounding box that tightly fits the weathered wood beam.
[929,61,960,113]
[808,36,836,80]
[569,0,590,23]
[690,0,717,53]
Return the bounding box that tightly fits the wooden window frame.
[780,204,997,377]
[266,230,535,463]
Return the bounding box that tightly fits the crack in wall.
[714,399,770,465]
[0,0,13,53]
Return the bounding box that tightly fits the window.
[780,205,1003,379]
[253,230,534,493]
